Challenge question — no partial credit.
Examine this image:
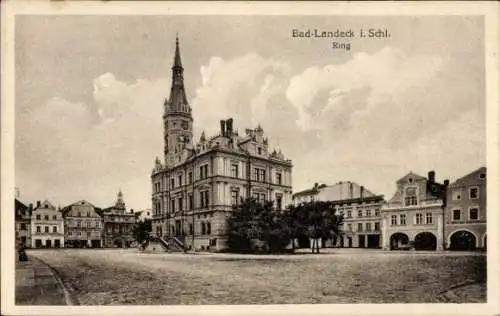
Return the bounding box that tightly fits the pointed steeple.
[173,33,183,69]
[115,189,125,210]
[167,34,190,113]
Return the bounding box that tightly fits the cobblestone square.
[21,249,486,305]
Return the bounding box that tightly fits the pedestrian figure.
[18,247,28,263]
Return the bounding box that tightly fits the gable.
[396,172,426,184]
[451,167,487,187]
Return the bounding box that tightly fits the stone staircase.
[144,235,185,253]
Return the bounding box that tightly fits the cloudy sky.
[15,15,485,211]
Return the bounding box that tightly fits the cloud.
[16,74,169,210]
[192,54,291,138]
[286,46,443,132]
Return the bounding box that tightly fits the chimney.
[29,203,33,210]
[444,179,449,186]
[36,200,41,208]
[226,118,233,135]
[428,170,435,183]
[360,186,364,198]
[314,182,319,190]
[220,120,226,136]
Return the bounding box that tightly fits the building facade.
[151,37,293,251]
[445,167,487,250]
[31,200,65,248]
[102,190,136,248]
[293,182,384,248]
[381,171,448,251]
[15,199,32,248]
[62,200,104,248]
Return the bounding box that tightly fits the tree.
[293,201,344,254]
[132,219,152,246]
[226,197,293,253]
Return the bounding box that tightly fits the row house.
[381,167,486,251]
[150,37,293,251]
[293,182,384,249]
[30,200,65,248]
[61,200,104,248]
[381,171,447,251]
[101,190,136,248]
[445,167,486,250]
[15,199,32,248]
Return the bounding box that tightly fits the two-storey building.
[61,200,104,248]
[150,37,293,251]
[30,200,65,248]
[445,167,487,250]
[381,171,448,251]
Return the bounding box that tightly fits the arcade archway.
[449,230,477,251]
[414,232,437,251]
[390,233,409,250]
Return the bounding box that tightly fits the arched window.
[201,222,206,235]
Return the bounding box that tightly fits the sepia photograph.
[2,1,499,315]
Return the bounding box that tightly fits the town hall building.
[150,37,293,251]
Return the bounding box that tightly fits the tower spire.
[167,34,189,110]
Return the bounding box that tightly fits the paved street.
[22,249,486,305]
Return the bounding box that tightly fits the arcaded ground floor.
[22,248,486,304]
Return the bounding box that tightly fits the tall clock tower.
[164,36,193,167]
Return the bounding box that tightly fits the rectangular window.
[404,187,418,206]
[253,168,266,182]
[231,191,239,205]
[426,212,433,224]
[453,209,461,221]
[188,172,193,184]
[53,215,57,220]
[374,222,380,231]
[36,214,41,220]
[171,199,176,213]
[231,164,239,178]
[347,210,352,218]
[365,223,371,232]
[276,172,282,185]
[469,208,479,220]
[347,224,352,231]
[36,226,41,233]
[391,215,397,225]
[68,231,72,236]
[53,226,57,233]
[400,214,406,225]
[200,165,209,179]
[200,191,209,208]
[44,215,49,220]
[178,198,183,212]
[365,209,371,217]
[188,194,193,210]
[357,223,363,232]
[20,223,27,230]
[416,213,424,225]
[189,224,193,235]
[178,175,182,186]
[469,187,479,199]
[170,178,175,189]
[358,210,363,217]
[375,209,380,216]
[44,226,49,233]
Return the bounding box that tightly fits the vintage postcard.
[1,1,499,315]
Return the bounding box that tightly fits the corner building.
[151,37,293,251]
